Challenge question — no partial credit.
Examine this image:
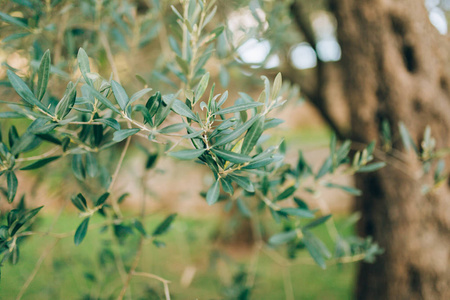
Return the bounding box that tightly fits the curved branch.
[289,1,348,140]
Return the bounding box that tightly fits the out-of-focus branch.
[289,1,348,140]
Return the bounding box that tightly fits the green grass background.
[1,213,357,300]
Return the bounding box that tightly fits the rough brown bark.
[328,0,450,299]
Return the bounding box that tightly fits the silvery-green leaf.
[56,81,77,119]
[6,171,18,203]
[20,156,61,170]
[129,87,153,105]
[228,174,254,192]
[217,91,228,107]
[271,72,282,100]
[86,85,120,114]
[268,230,297,245]
[77,48,92,86]
[213,102,263,116]
[0,12,28,28]
[168,148,206,160]
[280,207,315,218]
[323,182,362,196]
[154,94,176,126]
[74,217,90,246]
[113,128,140,142]
[111,80,129,111]
[357,162,386,173]
[241,116,265,154]
[211,148,251,164]
[214,116,259,147]
[94,118,121,131]
[264,118,284,130]
[158,123,187,134]
[172,99,199,121]
[206,179,220,205]
[194,72,209,104]
[7,70,51,113]
[36,50,51,102]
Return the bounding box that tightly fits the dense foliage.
[5,0,448,298]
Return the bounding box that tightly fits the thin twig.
[16,147,60,162]
[100,31,121,83]
[117,238,144,300]
[283,267,295,300]
[109,135,131,193]
[16,239,59,300]
[132,272,171,300]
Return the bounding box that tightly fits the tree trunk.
[328,0,450,299]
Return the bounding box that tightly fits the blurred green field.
[1,213,356,299]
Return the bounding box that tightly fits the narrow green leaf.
[95,118,121,131]
[214,116,259,147]
[111,80,129,111]
[158,123,187,134]
[228,174,254,192]
[357,162,386,173]
[213,102,263,116]
[74,217,90,246]
[133,219,147,237]
[175,56,189,74]
[36,50,51,102]
[276,185,296,201]
[154,94,176,126]
[271,73,282,100]
[72,154,86,180]
[118,193,129,204]
[303,215,332,230]
[16,206,43,229]
[56,81,77,119]
[236,198,252,217]
[217,91,228,107]
[194,72,209,103]
[268,230,297,245]
[168,148,206,160]
[0,111,25,118]
[324,182,362,196]
[264,118,284,130]
[172,99,198,121]
[280,207,315,218]
[302,230,331,269]
[95,192,110,206]
[129,88,153,104]
[77,48,92,86]
[20,156,60,170]
[2,32,31,43]
[241,116,265,154]
[220,178,234,195]
[316,157,332,179]
[6,171,18,203]
[86,85,120,114]
[183,130,202,139]
[206,179,220,205]
[113,128,140,142]
[0,12,28,28]
[7,70,50,113]
[242,155,283,169]
[261,76,270,105]
[152,213,177,236]
[146,91,161,118]
[71,194,87,212]
[85,152,98,177]
[211,148,251,164]
[399,122,419,154]
[11,133,39,156]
